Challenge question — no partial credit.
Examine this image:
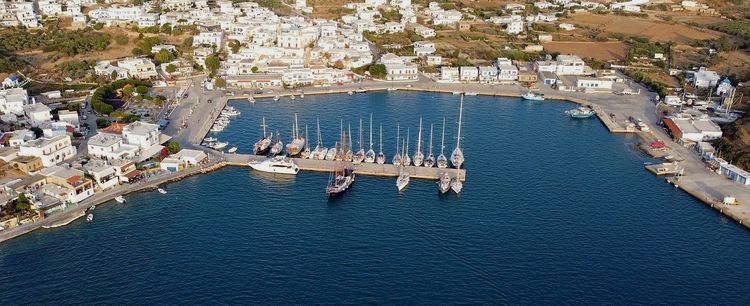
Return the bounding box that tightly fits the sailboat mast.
[440,118,445,155]
[406,128,410,156]
[369,113,373,150]
[348,124,353,153]
[305,125,309,149]
[379,124,383,152]
[396,123,400,154]
[417,117,423,152]
[456,95,464,149]
[428,123,433,154]
[295,113,299,139]
[262,117,267,138]
[359,117,363,150]
[316,118,321,146]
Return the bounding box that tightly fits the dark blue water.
[1,92,749,304]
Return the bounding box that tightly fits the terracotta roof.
[100,122,127,135]
[124,169,142,179]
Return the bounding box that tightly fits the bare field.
[712,50,750,78]
[566,12,721,42]
[542,41,628,61]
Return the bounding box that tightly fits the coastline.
[2,80,749,244]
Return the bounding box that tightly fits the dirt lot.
[712,50,750,79]
[566,12,722,43]
[542,41,628,61]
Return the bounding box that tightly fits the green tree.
[160,23,172,34]
[204,54,220,75]
[154,49,175,64]
[167,142,181,154]
[251,66,258,73]
[215,77,226,88]
[228,40,241,54]
[368,64,387,79]
[110,70,118,80]
[30,127,43,138]
[135,85,149,95]
[115,34,129,45]
[67,103,80,111]
[165,63,177,74]
[132,47,144,56]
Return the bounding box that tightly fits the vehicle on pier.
[566,106,595,119]
[253,117,272,155]
[327,131,355,197]
[249,156,300,175]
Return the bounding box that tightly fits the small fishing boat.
[249,156,300,175]
[387,87,397,92]
[522,91,545,101]
[438,172,451,194]
[355,88,366,93]
[115,196,126,203]
[203,137,217,143]
[452,91,463,95]
[227,147,238,153]
[566,106,595,119]
[273,95,280,101]
[158,188,167,194]
[348,91,354,96]
[248,96,255,103]
[465,92,477,96]
[86,213,93,222]
[88,205,96,212]
[300,92,305,99]
[290,94,296,101]
[212,141,228,150]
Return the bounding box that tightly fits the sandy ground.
[543,41,628,61]
[566,12,721,43]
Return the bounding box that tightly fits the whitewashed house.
[83,160,119,190]
[18,135,76,167]
[87,133,139,160]
[117,58,158,79]
[498,64,519,82]
[23,104,52,126]
[193,32,225,49]
[440,66,460,82]
[478,66,499,84]
[459,66,479,82]
[0,88,30,115]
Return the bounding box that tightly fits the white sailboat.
[450,94,465,169]
[437,118,448,169]
[412,118,424,167]
[286,113,305,157]
[270,131,283,155]
[365,114,376,163]
[376,124,385,164]
[424,123,435,168]
[353,118,365,164]
[325,141,338,161]
[451,168,463,194]
[253,117,272,155]
[403,128,412,166]
[345,123,354,161]
[396,139,410,191]
[311,118,328,160]
[301,124,310,159]
[438,172,451,194]
[392,123,402,166]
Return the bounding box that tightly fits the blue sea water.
[1,92,749,304]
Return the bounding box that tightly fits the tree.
[115,34,129,45]
[160,23,172,34]
[154,49,175,64]
[132,47,144,56]
[215,77,226,88]
[251,66,258,73]
[135,85,149,95]
[228,40,241,54]
[368,64,387,79]
[96,118,110,128]
[110,70,118,80]
[167,142,181,154]
[165,64,177,74]
[204,54,220,75]
[30,127,43,138]
[67,103,80,111]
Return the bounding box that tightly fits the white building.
[575,77,613,91]
[478,66,498,84]
[23,103,52,126]
[87,133,139,160]
[459,66,478,81]
[497,64,519,82]
[170,149,208,166]
[193,32,225,49]
[123,121,161,150]
[18,135,77,167]
[116,58,158,79]
[39,166,95,204]
[413,24,435,38]
[94,60,130,80]
[0,88,30,115]
[440,66,460,82]
[687,67,721,88]
[535,55,586,76]
[83,160,119,190]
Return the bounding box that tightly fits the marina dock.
[224,154,467,181]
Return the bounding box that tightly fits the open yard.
[542,41,628,61]
[566,12,722,43]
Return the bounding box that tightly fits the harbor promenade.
[225,154,466,181]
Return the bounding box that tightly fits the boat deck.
[224,154,467,181]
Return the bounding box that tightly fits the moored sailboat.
[450,94,465,169]
[325,142,338,161]
[327,130,355,197]
[311,118,328,160]
[376,124,385,164]
[285,113,305,157]
[301,124,310,159]
[352,118,365,164]
[403,128,412,166]
[412,117,424,167]
[438,172,451,194]
[437,118,448,169]
[396,139,410,192]
[270,131,283,156]
[253,117,272,155]
[424,123,435,168]
[392,123,402,166]
[345,123,354,161]
[365,114,375,163]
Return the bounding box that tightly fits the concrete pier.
[224,153,467,181]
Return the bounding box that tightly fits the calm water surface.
[1,92,749,304]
